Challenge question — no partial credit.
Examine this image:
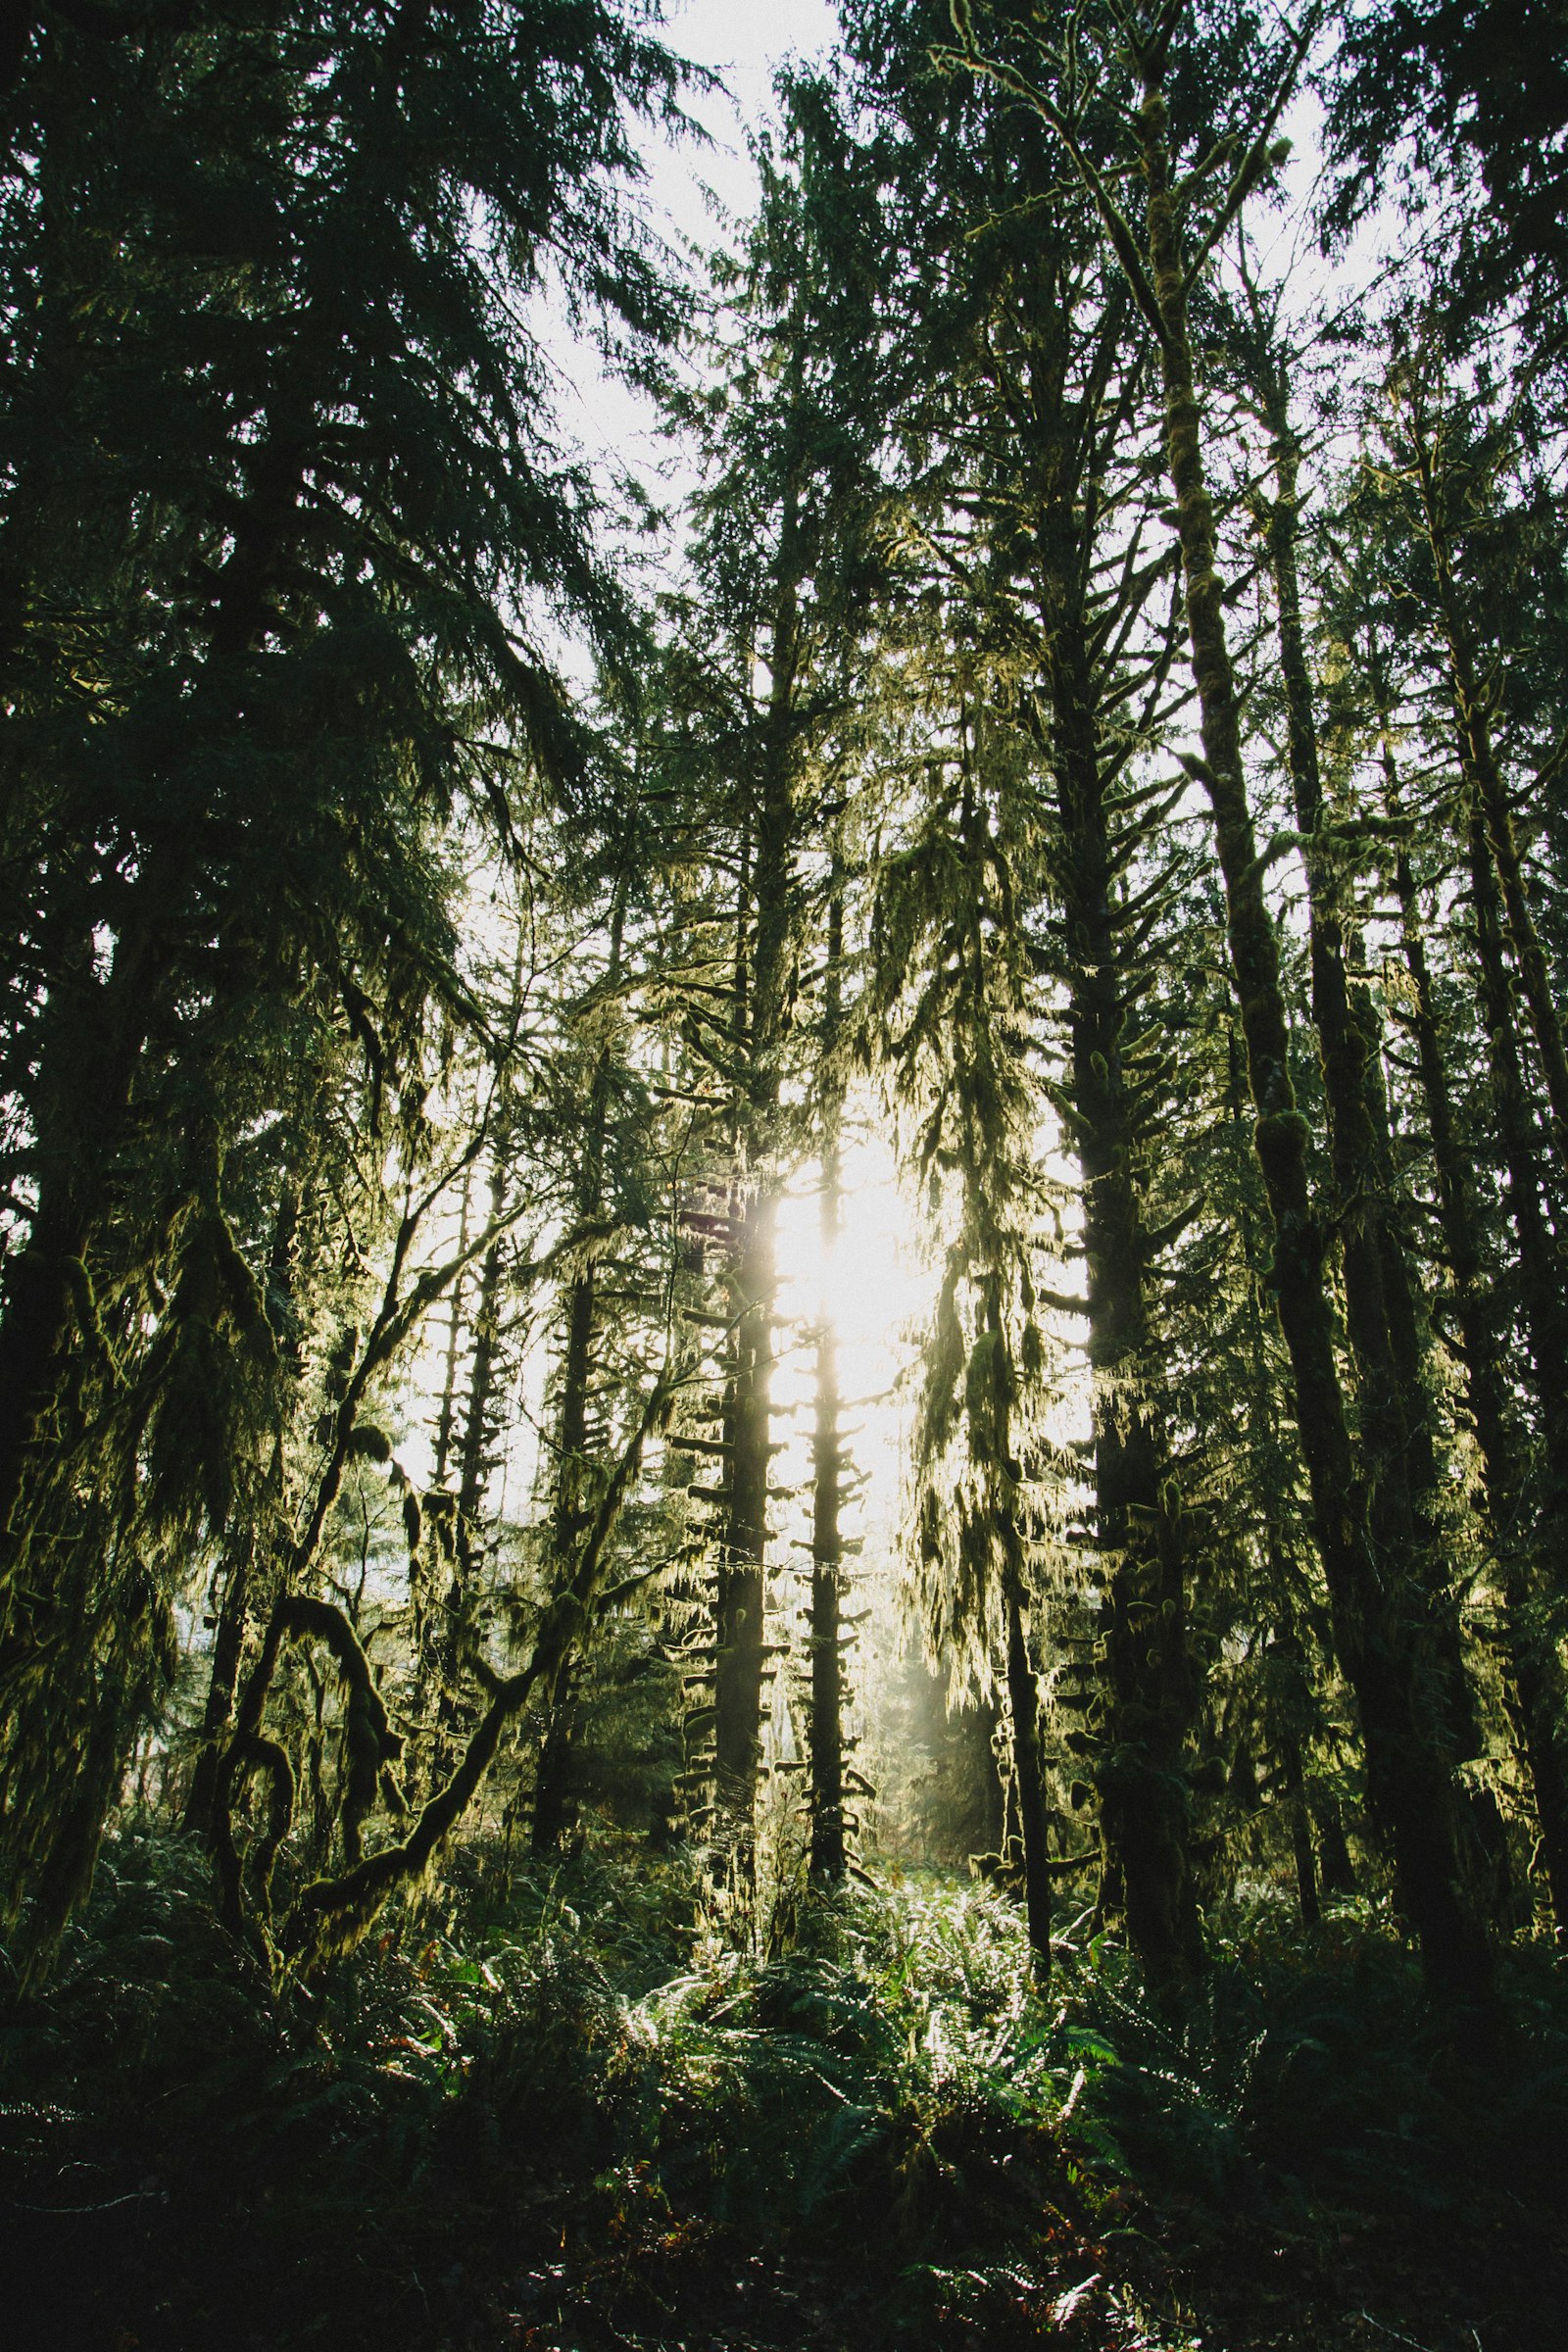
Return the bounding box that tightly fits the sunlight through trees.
[6,4,1568,2340]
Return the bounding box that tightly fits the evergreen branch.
[1035,1285,1092,1317]
[936,11,1169,350]
[1179,10,1323,297]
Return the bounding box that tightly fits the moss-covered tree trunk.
[1227,1020,1332,1926]
[713,1200,775,1863]
[1257,406,1510,1906]
[1458,802,1568,1500]
[0,859,185,1595]
[713,540,800,1897]
[532,897,626,1855]
[421,1176,505,1799]
[1260,413,1422,1562]
[808,884,849,1885]
[1042,616,1202,1984]
[183,1530,261,1841]
[530,1260,597,1857]
[1004,1588,1053,1965]
[1131,79,1489,2000]
[432,1168,474,1489]
[183,1174,305,1838]
[1385,762,1568,1933]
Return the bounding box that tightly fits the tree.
[1323,0,1568,360]
[648,95,887,1925]
[942,0,1493,2002]
[0,0,693,1957]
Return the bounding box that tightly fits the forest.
[3,0,1568,2345]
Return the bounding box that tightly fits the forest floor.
[2,1833,1565,2352]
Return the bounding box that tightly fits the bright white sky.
[545,1,845,600]
[655,0,842,227]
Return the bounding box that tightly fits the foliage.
[8,5,1568,2346]
[5,1831,1568,2349]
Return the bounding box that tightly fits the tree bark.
[808,884,849,1885]
[1374,724,1568,1931]
[1043,621,1202,1984]
[531,893,624,1855]
[713,506,801,1898]
[1258,407,1514,1906]
[1005,1591,1053,1967]
[1131,78,1489,2001]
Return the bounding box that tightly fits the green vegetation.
[5,1,1568,2342]
[8,1834,1568,2348]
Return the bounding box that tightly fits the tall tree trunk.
[530,1255,597,1858]
[532,893,625,1855]
[416,1168,507,1802]
[1459,799,1568,1504]
[1386,775,1568,1934]
[183,1174,304,1838]
[1269,1641,1322,1930]
[1005,1589,1053,1967]
[1260,403,1423,1561]
[1228,1023,1331,1926]
[1044,623,1202,1984]
[1258,403,1508,1903]
[432,1167,474,1489]
[808,883,849,1885]
[713,1194,775,1881]
[713,514,801,1903]
[1130,75,1489,2001]
[457,1203,505,1533]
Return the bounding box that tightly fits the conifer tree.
[0,0,692,1952]
[837,0,1231,1981]
[651,94,887,1919]
[942,0,1492,2000]
[808,866,853,1884]
[868,692,1060,1964]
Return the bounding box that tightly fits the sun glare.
[770,1129,933,1494]
[757,1126,939,1711]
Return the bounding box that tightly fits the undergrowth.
[3,1834,1566,2350]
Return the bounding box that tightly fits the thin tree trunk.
[457,1203,505,1530]
[713,1195,774,1870]
[531,894,625,1855]
[530,1258,596,1858]
[1229,1023,1330,1929]
[432,1167,474,1489]
[713,517,801,1900]
[808,883,848,1885]
[1005,1590,1053,1967]
[1273,1682,1322,1930]
[415,1168,506,1800]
